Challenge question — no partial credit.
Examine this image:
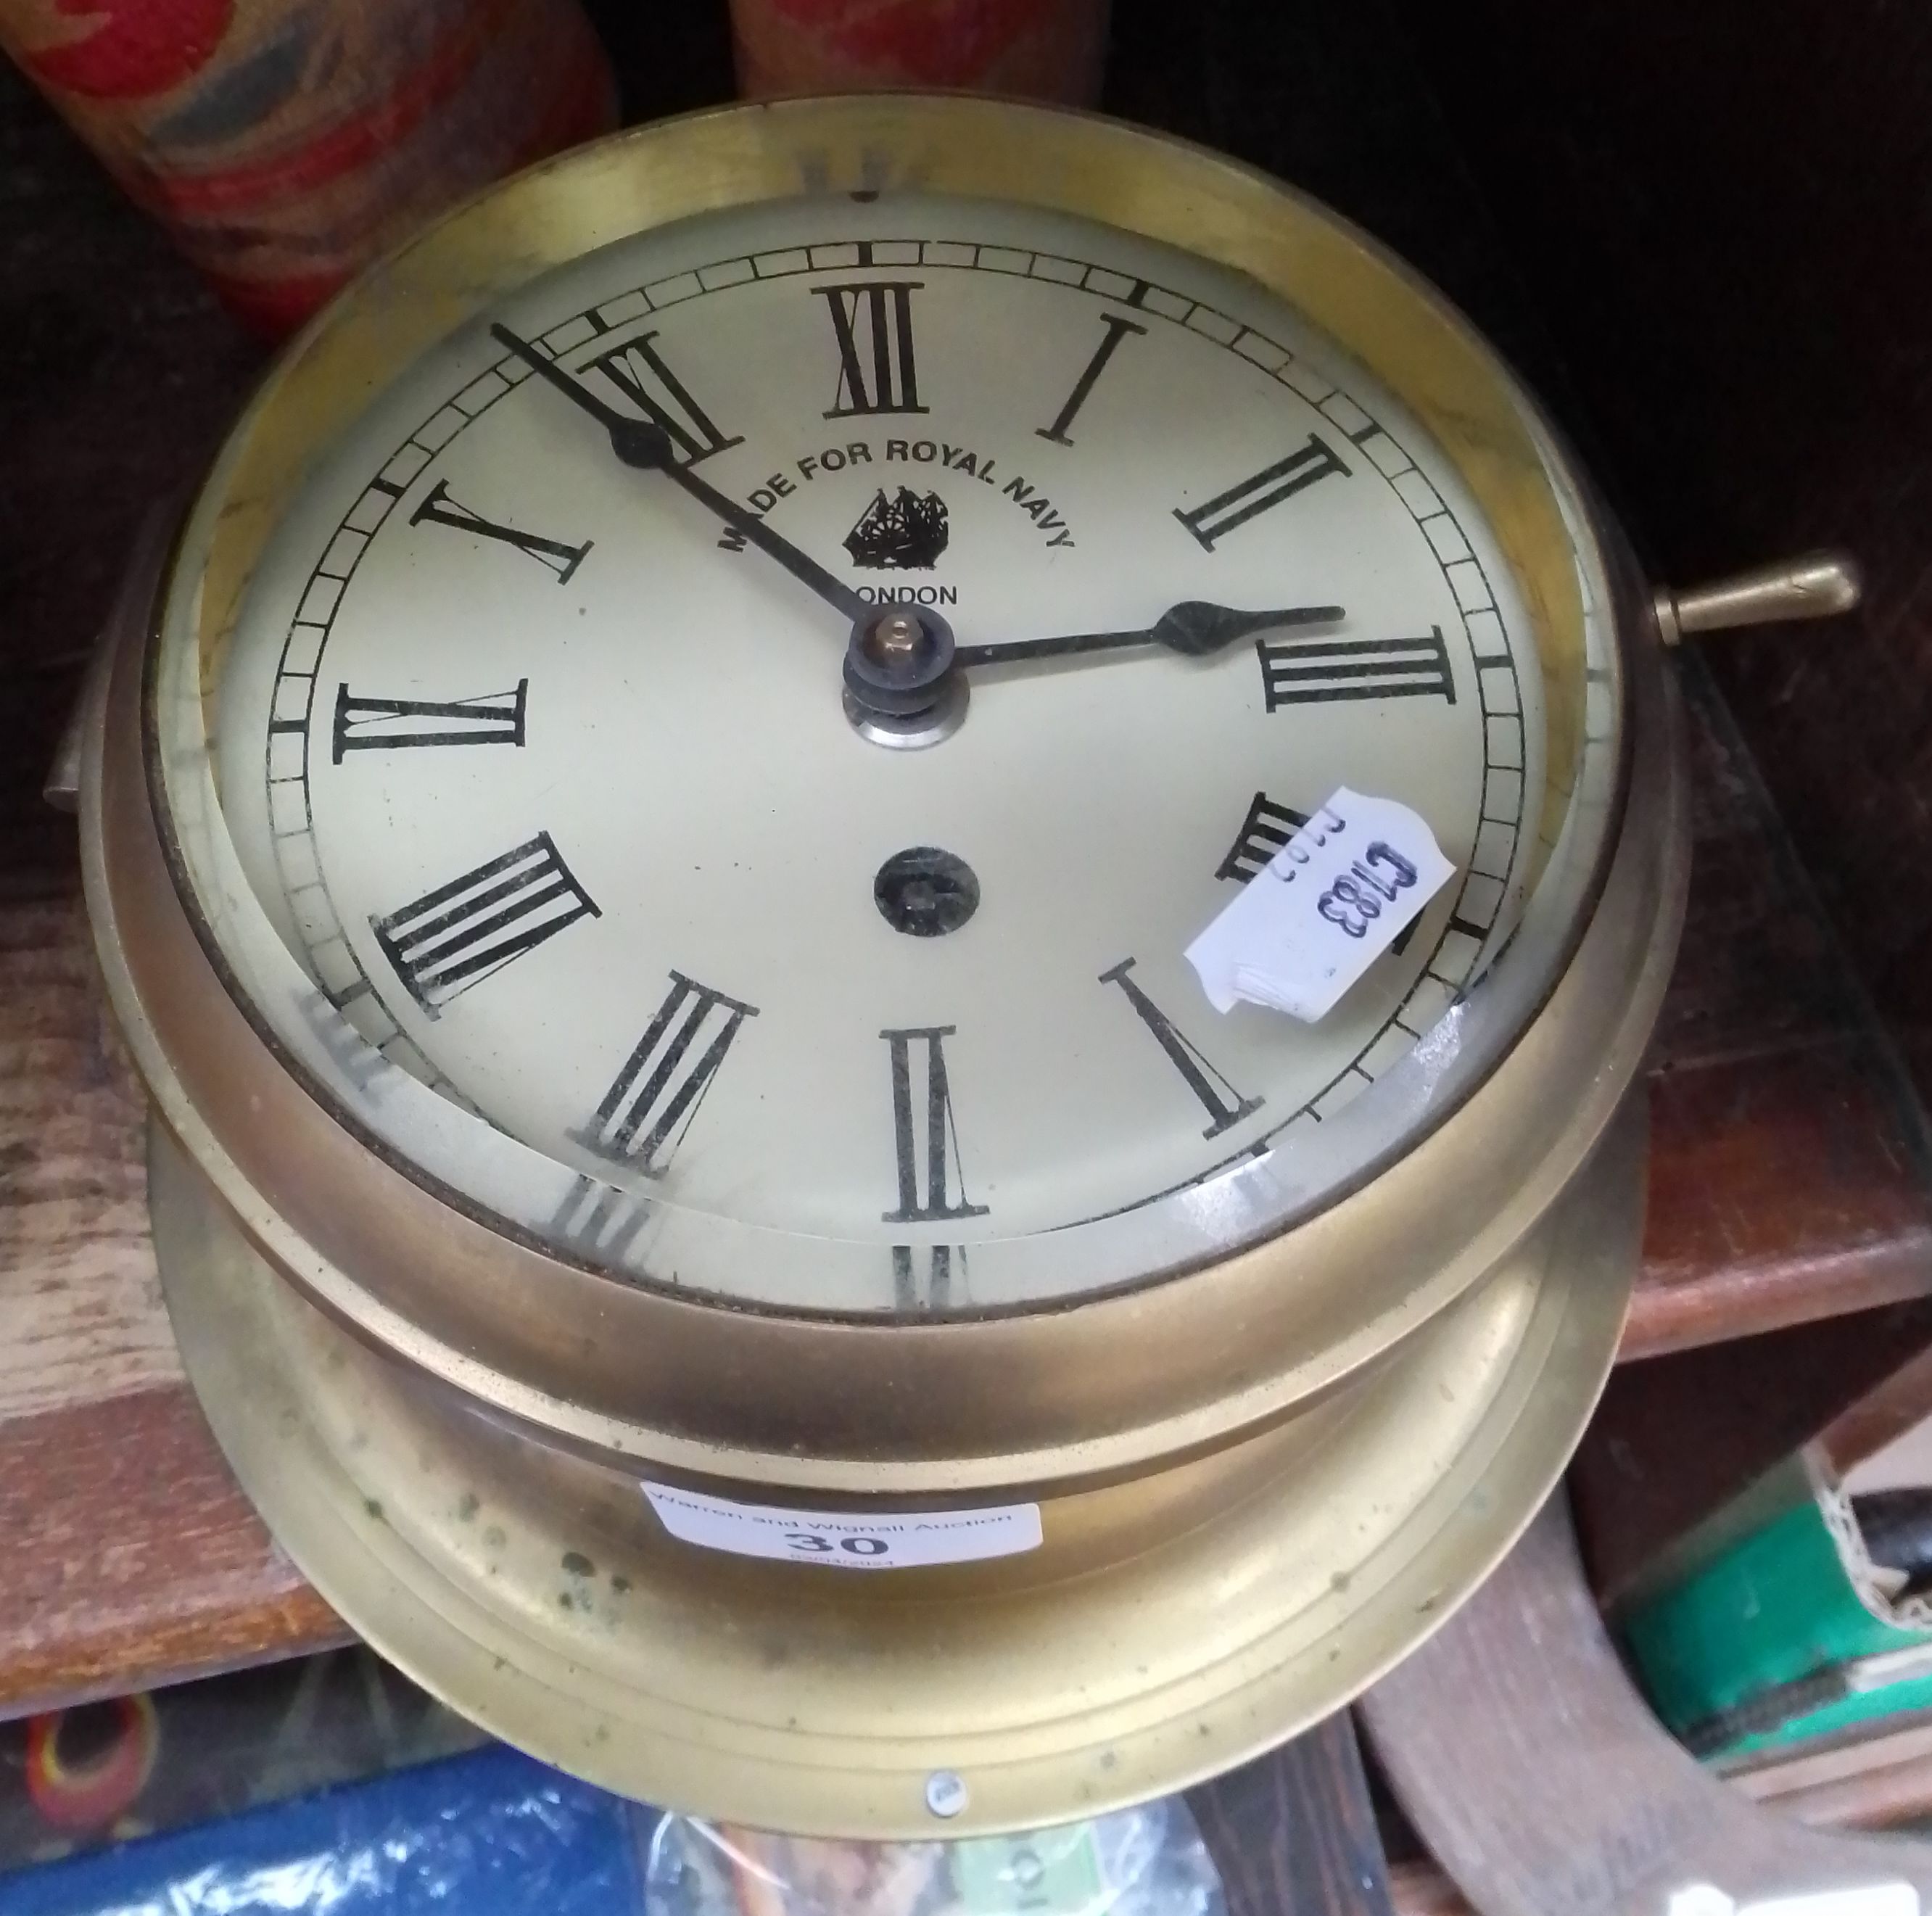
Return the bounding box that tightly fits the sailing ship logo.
[843,487,950,569]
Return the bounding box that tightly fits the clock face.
[174,189,1612,1317]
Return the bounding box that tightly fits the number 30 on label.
[786,1529,890,1558]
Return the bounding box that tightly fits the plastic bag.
[643,1798,1228,1916]
[0,1745,648,1916]
[0,1732,1226,1916]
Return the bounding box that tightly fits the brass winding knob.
[1655,549,1864,645]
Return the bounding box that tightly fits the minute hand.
[951,600,1345,669]
[490,323,864,623]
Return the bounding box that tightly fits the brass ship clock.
[71,93,1854,1836]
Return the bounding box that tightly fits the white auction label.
[642,1482,1044,1569]
[1185,785,1456,1022]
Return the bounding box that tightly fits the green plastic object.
[1620,1453,1932,1761]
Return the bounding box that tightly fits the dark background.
[4,0,1926,1090]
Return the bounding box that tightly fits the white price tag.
[1185,786,1455,1023]
[642,1482,1044,1570]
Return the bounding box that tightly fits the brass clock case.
[149,1107,1643,1836]
[78,94,1690,1831]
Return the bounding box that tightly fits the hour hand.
[950,601,1345,670]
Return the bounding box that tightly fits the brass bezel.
[84,96,1685,1502]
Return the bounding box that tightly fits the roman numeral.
[1101,959,1262,1139]
[1218,791,1310,883]
[550,1174,651,1263]
[371,832,598,1016]
[882,1026,983,1308]
[894,1243,966,1313]
[1036,312,1147,447]
[1258,624,1456,709]
[587,331,743,466]
[881,1025,987,1225]
[331,681,527,763]
[1174,434,1350,550]
[574,973,758,1176]
[409,481,590,582]
[818,281,926,418]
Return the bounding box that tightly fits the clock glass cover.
[152,191,1619,1316]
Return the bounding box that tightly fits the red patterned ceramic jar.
[1,0,616,333]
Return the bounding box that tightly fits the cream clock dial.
[202,194,1559,1316]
